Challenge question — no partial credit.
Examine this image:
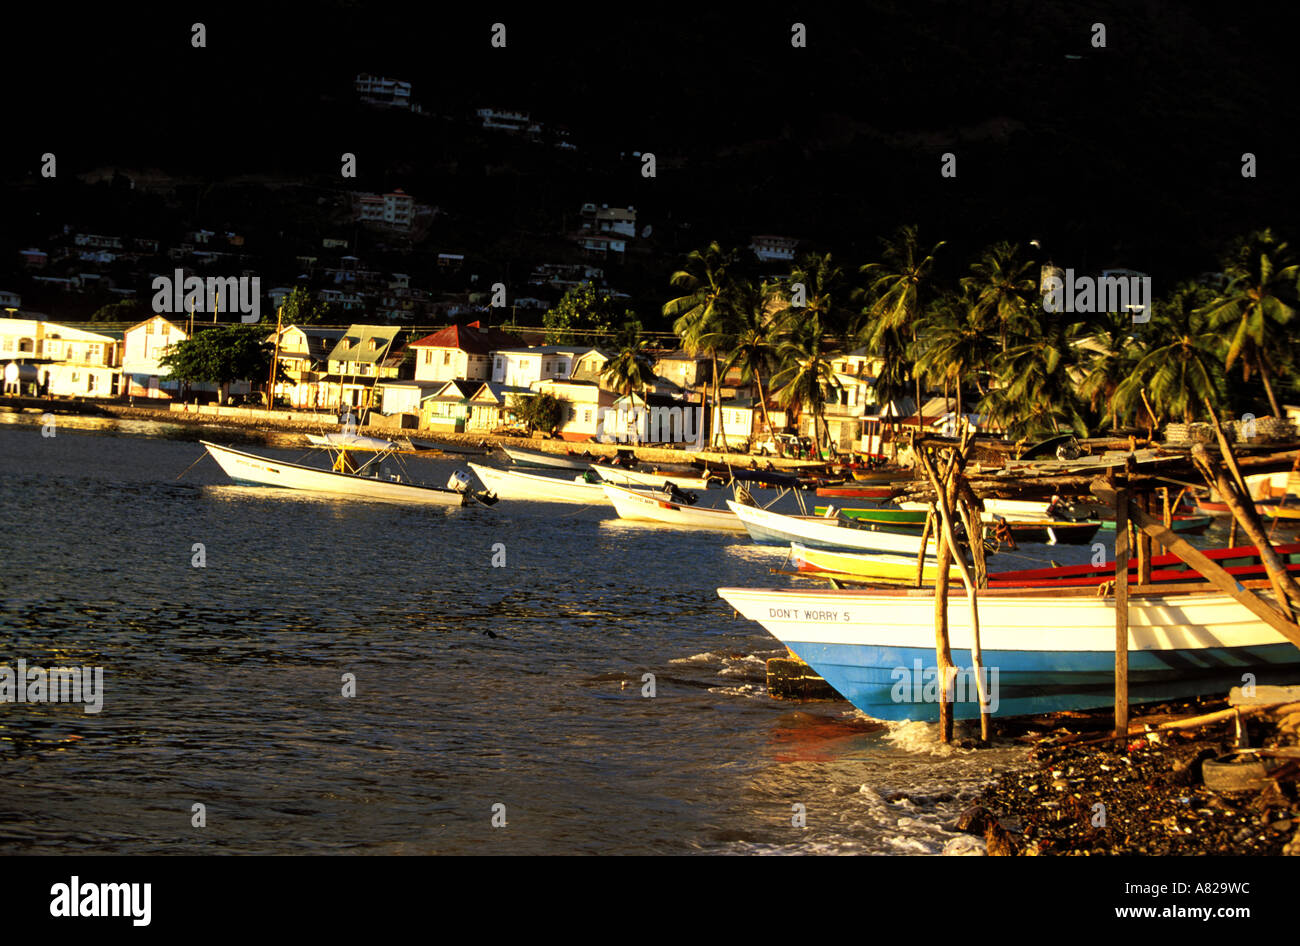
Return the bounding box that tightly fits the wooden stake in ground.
[1114,486,1130,738]
[917,445,992,742]
[932,493,955,744]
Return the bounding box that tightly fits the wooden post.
[1114,486,1130,739]
[1229,516,1239,548]
[1160,486,1171,555]
[915,506,935,588]
[918,447,991,742]
[933,506,955,744]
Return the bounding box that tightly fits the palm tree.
[978,312,1087,440]
[960,241,1037,353]
[768,253,854,452]
[664,242,740,448]
[912,288,992,421]
[1198,229,1299,419]
[1112,283,1224,429]
[859,225,946,417]
[1077,307,1143,432]
[770,319,842,455]
[722,279,781,439]
[601,321,658,396]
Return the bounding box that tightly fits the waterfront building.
[410,321,524,384]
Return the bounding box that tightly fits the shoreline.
[0,397,830,469]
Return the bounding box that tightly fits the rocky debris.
[964,701,1300,855]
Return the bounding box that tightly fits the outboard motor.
[667,484,699,506]
[447,469,474,493]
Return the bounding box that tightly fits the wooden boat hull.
[716,585,1300,720]
[591,464,716,491]
[601,483,747,531]
[816,506,1102,544]
[202,441,467,506]
[791,543,960,582]
[727,500,937,557]
[500,445,592,470]
[814,486,893,499]
[468,462,609,503]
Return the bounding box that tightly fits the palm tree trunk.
[1259,355,1283,419]
[756,369,775,440]
[710,350,727,451]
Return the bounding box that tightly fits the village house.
[267,324,345,409]
[0,318,121,398]
[120,316,252,401]
[491,345,590,388]
[410,321,524,384]
[534,378,615,442]
[465,381,531,432]
[419,379,480,432]
[321,325,405,411]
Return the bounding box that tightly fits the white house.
[491,346,589,388]
[410,321,523,384]
[534,379,615,442]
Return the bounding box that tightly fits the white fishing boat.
[601,482,747,531]
[202,441,475,506]
[717,584,1300,720]
[590,463,716,491]
[898,497,1054,521]
[726,500,938,557]
[500,445,593,470]
[468,462,610,503]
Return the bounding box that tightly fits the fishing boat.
[790,543,961,583]
[1264,505,1300,523]
[850,468,914,484]
[500,445,594,470]
[467,462,610,503]
[812,505,1102,545]
[793,541,1300,589]
[716,582,1300,720]
[591,463,717,491]
[726,500,939,557]
[1097,513,1213,535]
[601,482,748,531]
[202,440,481,506]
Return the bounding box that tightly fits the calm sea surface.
[1,413,1225,855]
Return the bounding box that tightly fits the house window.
[423,350,432,365]
[583,409,592,423]
[145,322,154,335]
[443,352,451,365]
[160,323,170,336]
[368,338,379,351]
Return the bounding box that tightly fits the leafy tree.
[508,392,564,435]
[157,324,272,403]
[978,312,1087,439]
[543,283,621,345]
[770,317,842,456]
[276,286,333,325]
[1198,229,1298,418]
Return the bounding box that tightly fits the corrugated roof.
[328,325,402,364]
[409,321,523,355]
